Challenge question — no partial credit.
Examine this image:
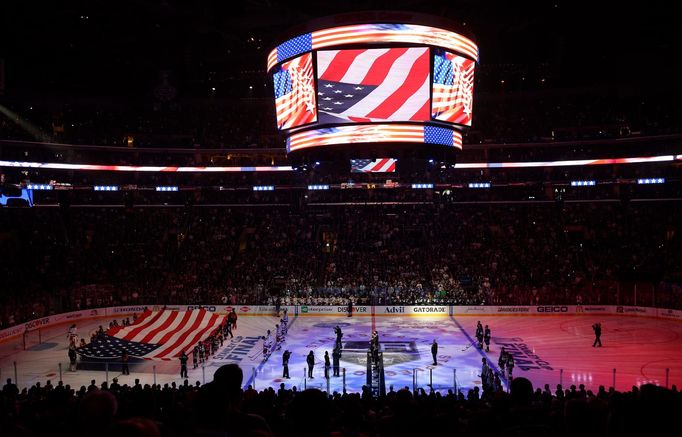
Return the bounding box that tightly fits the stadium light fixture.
[411,183,434,189]
[468,182,491,188]
[155,186,179,192]
[308,185,329,190]
[253,185,275,191]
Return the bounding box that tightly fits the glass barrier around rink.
[2,358,676,396]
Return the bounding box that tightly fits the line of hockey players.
[261,308,290,361]
[191,311,238,368]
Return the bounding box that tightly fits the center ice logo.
[339,340,420,366]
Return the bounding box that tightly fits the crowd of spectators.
[1,201,680,328]
[1,364,680,437]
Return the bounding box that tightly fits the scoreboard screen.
[432,50,475,126]
[351,158,397,173]
[272,53,317,130]
[268,21,478,154]
[317,48,430,124]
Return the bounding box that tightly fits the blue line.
[449,314,509,391]
[244,314,299,389]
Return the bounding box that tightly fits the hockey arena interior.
[1,2,682,436]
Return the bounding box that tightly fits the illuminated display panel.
[267,24,479,72]
[1,155,677,172]
[432,50,475,126]
[351,158,397,173]
[272,53,317,130]
[286,124,462,153]
[316,48,430,124]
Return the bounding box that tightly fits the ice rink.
[2,312,681,394]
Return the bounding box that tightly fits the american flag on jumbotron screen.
[432,51,475,126]
[77,309,225,361]
[273,53,317,130]
[316,47,430,123]
[351,158,397,173]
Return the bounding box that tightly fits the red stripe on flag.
[155,309,195,345]
[122,310,165,341]
[360,48,408,86]
[154,310,208,358]
[140,310,178,343]
[365,50,430,119]
[371,158,389,172]
[319,49,367,82]
[167,314,222,358]
[413,99,431,121]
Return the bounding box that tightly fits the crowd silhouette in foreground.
[1,363,681,437]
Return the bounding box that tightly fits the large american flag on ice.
[273,52,317,130]
[77,309,225,361]
[316,47,430,124]
[431,51,475,126]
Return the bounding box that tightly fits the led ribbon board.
[267,23,479,72]
[286,124,463,153]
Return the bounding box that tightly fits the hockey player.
[275,324,284,350]
[263,330,273,357]
[506,352,515,380]
[483,325,491,352]
[282,308,289,330]
[498,347,508,378]
[475,321,484,349]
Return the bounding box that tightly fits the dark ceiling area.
[0,0,679,98]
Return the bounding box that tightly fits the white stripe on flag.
[316,50,340,78]
[339,48,426,119]
[389,75,430,120]
[129,311,174,342]
[339,49,390,84]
